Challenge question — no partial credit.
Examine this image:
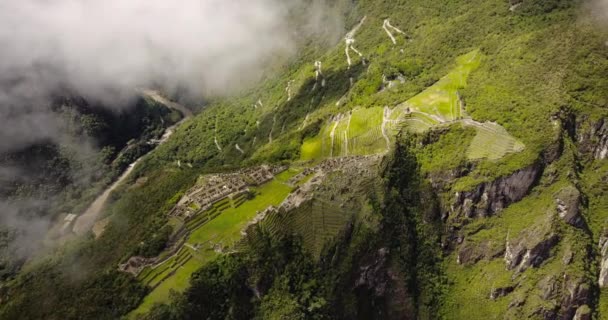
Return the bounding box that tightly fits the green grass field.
[301,106,385,160]
[129,169,300,317]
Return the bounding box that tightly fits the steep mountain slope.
[0,95,181,282]
[1,0,607,319]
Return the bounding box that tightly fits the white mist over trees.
[0,0,341,264]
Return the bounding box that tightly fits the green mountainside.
[1,0,608,319]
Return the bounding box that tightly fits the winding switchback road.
[72,91,192,236]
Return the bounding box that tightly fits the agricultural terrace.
[302,50,524,161]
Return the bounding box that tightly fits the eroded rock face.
[504,230,559,272]
[554,185,584,228]
[457,239,503,266]
[560,277,590,320]
[592,119,608,160]
[598,235,608,288]
[573,305,591,320]
[531,307,558,320]
[353,247,416,319]
[577,117,608,160]
[490,285,514,300]
[451,165,541,219]
[355,248,391,297]
[539,276,559,301]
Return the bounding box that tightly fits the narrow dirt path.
[142,90,193,117]
[345,44,353,68]
[73,161,139,235]
[382,19,397,44]
[299,113,310,130]
[73,92,192,236]
[382,19,406,45]
[235,144,245,154]
[214,117,223,151]
[381,106,391,150]
[344,16,367,68]
[329,116,340,157]
[285,80,294,101]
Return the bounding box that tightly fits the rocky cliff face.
[577,118,608,160]
[554,185,585,229]
[449,164,541,219]
[598,234,608,288]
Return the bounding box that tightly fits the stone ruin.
[169,165,286,219]
[241,155,381,236]
[118,256,156,276]
[120,158,380,277]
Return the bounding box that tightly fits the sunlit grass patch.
[466,122,525,160]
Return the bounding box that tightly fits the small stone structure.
[170,165,286,219]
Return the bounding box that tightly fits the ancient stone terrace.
[170,165,286,219]
[119,256,155,276]
[242,155,381,236]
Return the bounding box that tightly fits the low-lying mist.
[0,0,342,267]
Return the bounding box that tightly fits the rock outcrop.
[490,285,515,300]
[577,117,608,160]
[598,234,608,288]
[573,305,591,320]
[560,277,591,320]
[533,275,592,319]
[355,248,391,296]
[504,228,559,272]
[457,238,503,266]
[451,165,541,219]
[554,185,584,228]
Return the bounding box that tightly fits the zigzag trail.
[382,19,406,45]
[235,144,245,154]
[345,16,366,68]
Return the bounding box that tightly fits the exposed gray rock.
[554,185,584,228]
[456,239,503,266]
[562,245,574,265]
[451,165,541,219]
[593,119,608,159]
[531,306,558,320]
[355,248,390,296]
[573,305,591,320]
[380,73,405,91]
[508,296,525,309]
[598,235,608,288]
[539,275,559,300]
[577,117,608,160]
[504,229,559,272]
[490,285,514,300]
[560,277,590,320]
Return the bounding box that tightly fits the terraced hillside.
[129,168,302,316]
[2,1,608,319]
[302,50,525,161]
